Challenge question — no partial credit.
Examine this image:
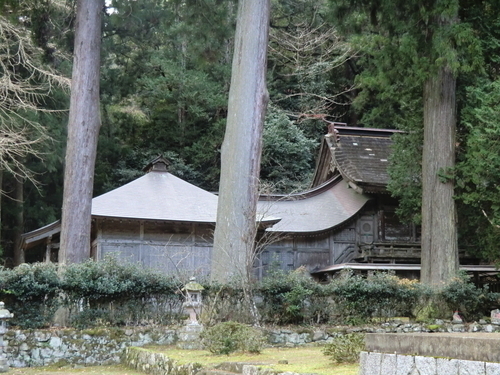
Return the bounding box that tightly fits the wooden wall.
[92,197,420,281]
[93,219,213,278]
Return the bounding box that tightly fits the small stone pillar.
[182,277,204,325]
[177,278,204,349]
[0,302,13,373]
[491,309,500,325]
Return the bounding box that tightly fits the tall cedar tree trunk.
[13,175,24,265]
[211,0,270,284]
[420,65,459,284]
[59,0,102,264]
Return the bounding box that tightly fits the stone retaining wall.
[5,320,500,368]
[359,352,500,375]
[4,327,177,368]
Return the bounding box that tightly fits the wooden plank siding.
[94,219,213,278]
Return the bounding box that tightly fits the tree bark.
[59,0,102,265]
[211,0,270,284]
[420,65,459,285]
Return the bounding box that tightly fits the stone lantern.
[182,277,204,325]
[0,302,13,373]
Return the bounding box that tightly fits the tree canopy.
[1,0,500,270]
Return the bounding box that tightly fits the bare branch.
[0,13,70,189]
[269,20,358,117]
[481,209,500,229]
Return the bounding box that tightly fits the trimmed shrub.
[258,267,325,325]
[328,271,421,324]
[59,256,184,327]
[323,333,365,363]
[1,259,497,328]
[440,273,499,321]
[0,262,60,328]
[200,321,266,354]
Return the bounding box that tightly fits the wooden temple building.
[20,124,494,280]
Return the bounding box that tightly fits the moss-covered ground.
[147,345,359,375]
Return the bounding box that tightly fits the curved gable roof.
[258,178,370,233]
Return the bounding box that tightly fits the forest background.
[1,0,500,267]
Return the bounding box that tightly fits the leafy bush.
[0,258,497,329]
[258,267,325,325]
[0,263,60,328]
[328,271,421,324]
[200,321,266,355]
[322,333,365,364]
[59,257,183,327]
[440,273,499,321]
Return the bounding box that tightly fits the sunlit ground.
[9,346,359,375]
[148,345,359,375]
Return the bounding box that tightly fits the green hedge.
[0,260,497,329]
[0,258,184,328]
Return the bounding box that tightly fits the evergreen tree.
[0,1,71,264]
[60,0,103,264]
[331,0,483,284]
[211,0,270,284]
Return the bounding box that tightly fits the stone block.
[486,362,500,375]
[359,351,369,375]
[414,356,436,375]
[458,360,485,375]
[380,353,397,375]
[395,354,415,375]
[49,336,62,348]
[436,358,458,375]
[491,310,500,325]
[242,365,259,375]
[312,331,326,341]
[360,352,381,375]
[452,324,466,332]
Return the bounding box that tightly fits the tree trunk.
[420,65,459,285]
[211,0,270,284]
[13,175,24,265]
[59,0,102,265]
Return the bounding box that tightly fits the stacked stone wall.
[4,320,500,368]
[4,327,177,367]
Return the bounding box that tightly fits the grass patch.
[9,346,359,375]
[10,364,145,375]
[147,345,359,375]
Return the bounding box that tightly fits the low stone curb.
[359,352,500,375]
[122,348,312,375]
[123,347,203,375]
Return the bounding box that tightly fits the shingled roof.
[312,124,401,193]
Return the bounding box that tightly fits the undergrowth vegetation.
[0,258,497,329]
[322,333,365,364]
[200,321,266,354]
